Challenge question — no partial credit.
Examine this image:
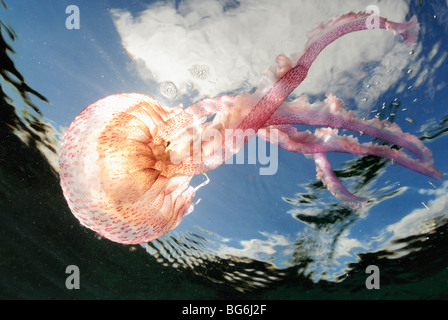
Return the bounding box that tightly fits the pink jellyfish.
[59,12,443,244]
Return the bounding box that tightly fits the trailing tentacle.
[265,94,434,164]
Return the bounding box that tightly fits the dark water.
[1,0,448,300]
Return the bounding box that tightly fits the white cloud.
[111,0,413,109]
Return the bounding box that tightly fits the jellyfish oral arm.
[158,12,422,178]
[235,13,420,133]
[265,94,433,164]
[312,152,369,209]
[258,122,442,208]
[164,12,437,209]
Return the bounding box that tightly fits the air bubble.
[405,117,415,124]
[160,81,177,100]
[188,64,210,80]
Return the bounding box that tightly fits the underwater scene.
[1,0,448,300]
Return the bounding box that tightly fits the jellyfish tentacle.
[259,124,442,180]
[257,123,442,207]
[193,173,211,192]
[265,94,433,164]
[312,153,369,209]
[257,125,369,208]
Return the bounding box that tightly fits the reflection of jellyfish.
[59,12,442,244]
[189,64,210,80]
[159,81,177,100]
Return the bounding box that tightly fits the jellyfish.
[59,12,443,244]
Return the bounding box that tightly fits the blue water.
[1,0,448,299]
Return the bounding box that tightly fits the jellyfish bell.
[59,93,203,244]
